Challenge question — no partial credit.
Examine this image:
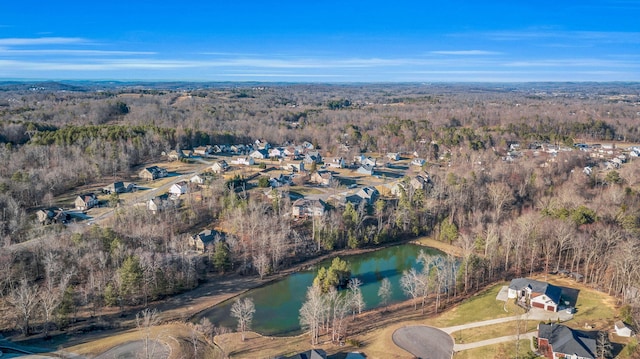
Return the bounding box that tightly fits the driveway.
[392,308,572,357]
[392,326,453,359]
[94,340,169,359]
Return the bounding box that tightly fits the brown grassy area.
[412,236,464,257]
[453,340,532,359]
[67,322,218,359]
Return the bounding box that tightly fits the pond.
[196,243,444,336]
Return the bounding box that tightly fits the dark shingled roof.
[509,278,562,305]
[538,323,597,359]
[278,349,327,359]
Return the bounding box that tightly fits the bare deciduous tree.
[136,308,162,359]
[377,278,392,310]
[7,278,39,335]
[230,297,255,341]
[299,285,324,345]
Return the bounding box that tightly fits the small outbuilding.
[615,321,634,337]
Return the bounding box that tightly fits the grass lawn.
[453,340,533,359]
[425,283,526,328]
[289,186,326,196]
[450,321,539,344]
[68,323,219,359]
[543,276,618,330]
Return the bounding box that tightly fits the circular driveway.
[94,340,169,359]
[392,325,453,359]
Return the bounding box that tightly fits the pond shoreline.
[193,238,454,336]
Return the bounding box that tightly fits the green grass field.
[425,283,525,327]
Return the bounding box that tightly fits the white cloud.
[430,50,502,55]
[0,49,156,56]
[0,37,87,46]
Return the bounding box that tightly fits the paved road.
[94,340,169,359]
[392,326,453,359]
[393,308,572,357]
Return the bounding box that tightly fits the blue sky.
[1,1,639,82]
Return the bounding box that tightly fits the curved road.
[94,340,169,359]
[392,326,453,359]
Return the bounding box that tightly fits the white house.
[615,321,634,337]
[356,164,375,176]
[231,157,255,166]
[190,174,205,184]
[169,181,189,197]
[269,148,284,158]
[211,160,229,173]
[508,278,562,312]
[325,157,346,169]
[411,158,426,167]
[250,149,269,159]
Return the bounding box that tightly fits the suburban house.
[189,229,224,251]
[324,157,346,169]
[169,181,189,197]
[304,151,322,164]
[508,278,562,312]
[411,158,426,167]
[411,175,429,190]
[36,208,70,225]
[278,349,326,359]
[283,147,299,158]
[193,145,214,157]
[138,166,168,181]
[75,193,98,210]
[269,147,284,158]
[231,157,255,166]
[346,186,379,206]
[250,149,269,159]
[614,321,634,337]
[189,174,206,185]
[147,194,170,214]
[310,170,333,185]
[102,181,135,194]
[292,198,326,218]
[386,152,400,161]
[283,161,305,172]
[211,160,229,173]
[211,144,228,153]
[356,164,375,176]
[387,175,429,197]
[537,323,597,359]
[230,144,245,154]
[167,149,189,161]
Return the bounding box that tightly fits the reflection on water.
[196,244,443,336]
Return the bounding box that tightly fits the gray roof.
[509,278,562,305]
[538,323,597,359]
[280,349,327,359]
[193,229,223,245]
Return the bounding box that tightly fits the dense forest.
[1,82,640,339]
